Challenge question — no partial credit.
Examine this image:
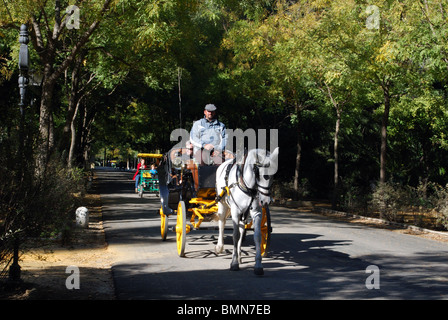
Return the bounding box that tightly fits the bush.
[0,155,85,244]
[272,178,311,201]
[369,181,448,230]
[428,184,448,230]
[438,203,448,230]
[370,182,409,222]
[339,183,372,215]
[1,128,85,278]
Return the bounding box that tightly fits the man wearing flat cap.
[190,104,227,164]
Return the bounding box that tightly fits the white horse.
[215,147,279,275]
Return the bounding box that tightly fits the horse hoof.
[230,264,240,271]
[254,268,264,276]
[215,245,223,254]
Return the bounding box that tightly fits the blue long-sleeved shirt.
[190,117,227,152]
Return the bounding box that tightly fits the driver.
[190,104,227,165]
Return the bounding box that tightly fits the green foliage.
[2,0,448,229]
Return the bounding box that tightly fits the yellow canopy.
[137,153,163,159]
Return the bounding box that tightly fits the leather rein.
[225,151,272,199]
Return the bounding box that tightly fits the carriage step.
[169,226,234,231]
[192,226,234,231]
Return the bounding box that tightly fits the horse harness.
[216,151,271,205]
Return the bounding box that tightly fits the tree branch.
[49,0,113,83]
[52,0,62,40]
[30,16,45,53]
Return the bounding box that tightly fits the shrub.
[339,183,372,215]
[1,155,85,244]
[370,182,410,222]
[272,178,311,201]
[428,184,448,230]
[369,181,448,230]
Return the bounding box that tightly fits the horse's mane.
[242,148,273,166]
[240,148,279,176]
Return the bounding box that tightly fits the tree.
[301,0,359,207]
[221,0,321,199]
[355,1,422,184]
[1,0,114,170]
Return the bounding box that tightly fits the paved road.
[96,168,448,300]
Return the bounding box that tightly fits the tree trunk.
[293,104,302,200]
[73,103,95,167]
[61,56,83,164]
[322,82,344,209]
[37,73,56,171]
[380,85,390,184]
[67,101,80,167]
[31,0,113,169]
[332,109,341,209]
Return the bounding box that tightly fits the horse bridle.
[254,166,272,197]
[236,152,272,199]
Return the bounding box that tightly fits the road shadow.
[96,169,448,300]
[112,236,448,300]
[111,230,361,299]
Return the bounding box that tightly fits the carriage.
[157,146,273,259]
[136,153,163,198]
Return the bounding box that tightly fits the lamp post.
[18,24,29,115]
[17,23,29,168]
[9,24,30,282]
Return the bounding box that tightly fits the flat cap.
[204,104,217,111]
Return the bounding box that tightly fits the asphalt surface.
[96,168,448,300]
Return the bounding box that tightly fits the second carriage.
[157,146,272,257]
[136,153,162,198]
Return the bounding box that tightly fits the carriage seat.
[169,148,234,197]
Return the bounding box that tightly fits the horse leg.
[252,211,264,275]
[237,218,245,265]
[230,212,241,271]
[215,202,227,254]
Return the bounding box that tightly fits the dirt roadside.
[0,191,117,300]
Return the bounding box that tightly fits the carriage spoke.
[176,201,187,257]
[160,206,168,241]
[260,206,271,257]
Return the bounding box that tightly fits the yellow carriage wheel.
[260,206,272,257]
[176,201,187,257]
[160,206,168,241]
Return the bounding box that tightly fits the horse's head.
[253,147,279,207]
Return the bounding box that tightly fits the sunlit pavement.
[95,168,448,300]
